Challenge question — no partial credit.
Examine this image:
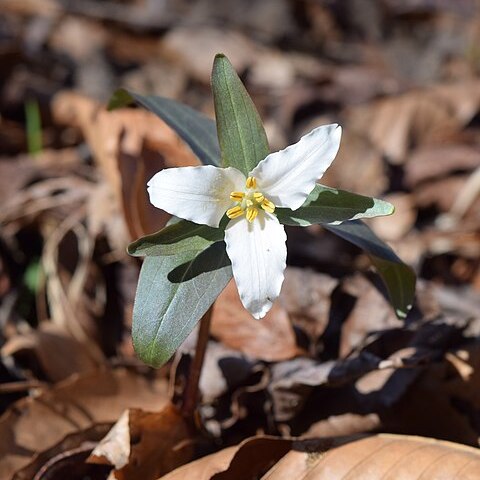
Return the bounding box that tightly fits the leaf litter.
[1,0,480,478]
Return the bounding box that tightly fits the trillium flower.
[148,124,342,319]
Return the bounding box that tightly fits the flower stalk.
[181,304,213,419]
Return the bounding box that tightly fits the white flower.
[148,124,342,319]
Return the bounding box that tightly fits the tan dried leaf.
[349,81,480,164]
[1,323,98,382]
[263,435,480,479]
[161,434,480,479]
[159,436,292,480]
[211,280,300,362]
[51,91,199,239]
[0,368,168,479]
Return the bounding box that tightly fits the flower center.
[226,176,275,223]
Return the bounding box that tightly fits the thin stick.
[181,305,213,419]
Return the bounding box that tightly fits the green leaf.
[128,220,224,257]
[324,220,416,319]
[277,184,394,226]
[108,88,220,166]
[211,54,269,175]
[132,242,232,367]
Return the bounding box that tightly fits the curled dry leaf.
[51,91,199,239]
[210,280,300,362]
[0,368,168,479]
[89,404,195,480]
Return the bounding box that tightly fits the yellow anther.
[246,206,258,223]
[246,176,257,189]
[230,191,245,202]
[226,205,244,219]
[253,192,264,203]
[261,198,275,213]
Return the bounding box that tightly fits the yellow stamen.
[226,205,244,219]
[230,191,245,201]
[253,192,264,203]
[246,206,258,223]
[246,176,257,189]
[261,198,275,213]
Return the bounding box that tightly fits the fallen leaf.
[320,129,388,197]
[280,268,338,355]
[161,434,480,479]
[0,367,168,479]
[370,193,417,242]
[52,91,199,239]
[264,434,480,479]
[405,144,480,188]
[89,404,195,480]
[159,436,292,480]
[210,280,300,362]
[2,323,98,382]
[160,27,258,84]
[349,81,480,164]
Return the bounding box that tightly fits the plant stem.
[181,305,213,419]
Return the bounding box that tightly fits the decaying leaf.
[266,434,480,479]
[159,436,293,480]
[1,323,98,382]
[210,280,300,362]
[0,368,168,479]
[349,81,480,164]
[89,404,195,480]
[52,91,199,239]
[161,434,480,479]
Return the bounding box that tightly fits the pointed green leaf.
[132,242,232,367]
[276,185,395,226]
[108,88,220,166]
[324,220,416,319]
[128,220,224,257]
[211,54,269,175]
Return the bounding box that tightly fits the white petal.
[148,166,245,227]
[225,212,287,319]
[251,124,342,210]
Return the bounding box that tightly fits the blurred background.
[1,0,480,477]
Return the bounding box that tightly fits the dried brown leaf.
[349,81,480,164]
[263,434,480,479]
[1,323,98,382]
[320,129,388,197]
[159,436,292,480]
[0,368,168,479]
[161,434,480,479]
[89,404,194,480]
[370,193,417,241]
[160,27,258,84]
[211,280,300,362]
[405,145,480,188]
[52,91,199,239]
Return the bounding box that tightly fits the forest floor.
[1,0,480,479]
